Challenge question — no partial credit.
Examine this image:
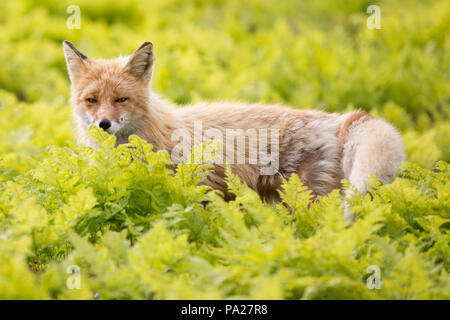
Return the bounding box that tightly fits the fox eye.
[115,97,128,103]
[86,98,97,103]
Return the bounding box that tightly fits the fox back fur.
[63,41,405,220]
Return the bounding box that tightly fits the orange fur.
[63,41,405,210]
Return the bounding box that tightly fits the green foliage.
[0,0,448,299]
[0,128,448,299]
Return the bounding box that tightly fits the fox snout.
[90,115,127,135]
[99,118,111,131]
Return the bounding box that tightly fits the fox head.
[63,41,154,136]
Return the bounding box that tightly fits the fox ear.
[125,42,155,81]
[63,40,88,82]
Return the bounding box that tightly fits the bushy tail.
[340,111,405,220]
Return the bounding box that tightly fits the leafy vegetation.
[0,0,448,299]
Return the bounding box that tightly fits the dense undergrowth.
[0,0,449,299]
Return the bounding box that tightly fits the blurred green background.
[0,0,449,171]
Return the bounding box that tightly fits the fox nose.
[99,118,111,131]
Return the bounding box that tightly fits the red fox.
[63,41,405,219]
